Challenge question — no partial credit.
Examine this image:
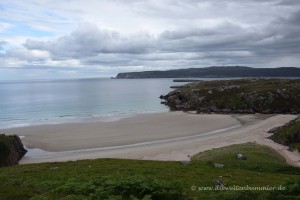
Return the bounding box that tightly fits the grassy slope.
[0,143,300,200]
[269,118,300,152]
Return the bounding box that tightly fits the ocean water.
[0,78,183,129]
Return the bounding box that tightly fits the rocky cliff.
[0,134,27,167]
[160,79,300,114]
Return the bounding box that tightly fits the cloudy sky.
[0,0,300,80]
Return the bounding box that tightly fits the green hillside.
[0,143,299,200]
[269,117,300,152]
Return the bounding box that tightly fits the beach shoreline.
[4,111,299,166]
[6,111,240,151]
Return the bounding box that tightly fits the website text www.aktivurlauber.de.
[191,185,286,191]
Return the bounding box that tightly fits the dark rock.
[236,153,247,160]
[213,179,226,189]
[214,163,224,168]
[219,85,241,92]
[0,134,27,167]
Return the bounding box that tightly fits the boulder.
[236,153,247,160]
[0,134,27,167]
[213,179,226,189]
[214,163,224,168]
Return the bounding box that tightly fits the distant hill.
[115,66,300,78]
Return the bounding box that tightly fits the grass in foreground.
[0,142,299,200]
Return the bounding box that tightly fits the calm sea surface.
[0,78,185,129]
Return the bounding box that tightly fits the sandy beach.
[4,111,299,166]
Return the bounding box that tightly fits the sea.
[0,78,188,129]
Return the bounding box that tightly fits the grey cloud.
[23,17,299,67]
[25,23,154,59]
[284,10,300,25]
[24,23,261,59]
[25,22,262,56]
[23,40,45,50]
[277,0,300,6]
[183,0,295,4]
[2,0,300,75]
[253,10,300,57]
[21,2,300,70]
[160,28,224,40]
[157,22,272,55]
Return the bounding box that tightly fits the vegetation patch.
[192,142,288,172]
[0,143,299,199]
[269,117,300,152]
[161,79,300,114]
[0,134,12,166]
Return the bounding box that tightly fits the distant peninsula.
[115,66,300,79]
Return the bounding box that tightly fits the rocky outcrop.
[160,79,300,114]
[0,134,27,167]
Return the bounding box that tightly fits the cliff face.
[160,79,300,114]
[0,134,27,167]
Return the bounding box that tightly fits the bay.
[0,78,180,129]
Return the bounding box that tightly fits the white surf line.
[25,124,242,159]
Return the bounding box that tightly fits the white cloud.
[0,22,13,32]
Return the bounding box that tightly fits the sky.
[0,0,300,80]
